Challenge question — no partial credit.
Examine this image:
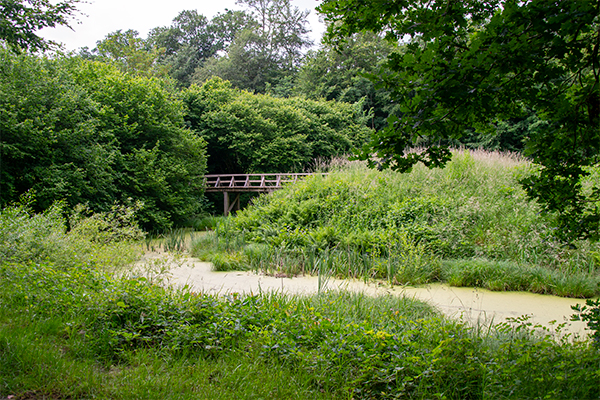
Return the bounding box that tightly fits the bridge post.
[223,192,240,216]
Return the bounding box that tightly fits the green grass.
[193,150,600,298]
[2,177,600,399]
[1,257,599,399]
[0,318,334,400]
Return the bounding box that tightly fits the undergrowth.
[1,202,599,399]
[193,150,600,298]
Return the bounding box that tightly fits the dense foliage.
[85,0,312,91]
[182,77,370,174]
[193,0,312,94]
[197,151,600,298]
[0,49,207,230]
[1,203,599,399]
[318,0,600,241]
[83,29,170,78]
[147,10,227,87]
[0,0,81,52]
[296,32,398,131]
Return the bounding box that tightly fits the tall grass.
[1,203,599,399]
[0,198,143,271]
[193,150,600,297]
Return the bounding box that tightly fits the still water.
[142,254,590,339]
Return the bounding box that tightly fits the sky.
[40,0,326,52]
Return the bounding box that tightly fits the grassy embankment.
[193,149,600,298]
[1,156,599,399]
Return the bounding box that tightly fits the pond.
[140,253,591,339]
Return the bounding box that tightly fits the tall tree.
[238,0,311,70]
[209,9,257,51]
[86,30,169,78]
[0,0,81,52]
[148,10,219,87]
[297,32,397,130]
[193,0,312,93]
[318,0,600,241]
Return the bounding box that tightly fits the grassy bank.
[193,150,600,298]
[2,196,600,399]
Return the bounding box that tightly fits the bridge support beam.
[223,192,240,216]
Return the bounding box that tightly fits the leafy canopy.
[193,0,312,93]
[82,29,169,78]
[0,0,81,52]
[318,0,600,241]
[182,77,370,174]
[0,49,207,231]
[296,32,398,130]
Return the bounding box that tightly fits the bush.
[0,49,207,231]
[0,197,142,270]
[194,150,600,297]
[572,299,600,347]
[181,77,370,174]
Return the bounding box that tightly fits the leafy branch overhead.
[0,0,82,52]
[318,0,600,241]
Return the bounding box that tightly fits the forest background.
[1,0,598,240]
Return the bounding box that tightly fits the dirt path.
[137,253,590,339]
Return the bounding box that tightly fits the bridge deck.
[203,173,327,215]
[204,173,326,193]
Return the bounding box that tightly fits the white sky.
[40,0,326,52]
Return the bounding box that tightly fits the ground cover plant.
[193,149,600,298]
[1,201,600,399]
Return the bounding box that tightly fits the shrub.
[194,150,600,297]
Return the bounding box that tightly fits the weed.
[572,298,600,347]
[194,150,600,298]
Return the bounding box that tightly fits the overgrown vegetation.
[3,3,600,396]
[194,150,600,298]
[182,77,371,174]
[320,0,600,241]
[0,46,373,229]
[0,48,207,231]
[1,202,599,399]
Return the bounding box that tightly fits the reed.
[192,149,600,297]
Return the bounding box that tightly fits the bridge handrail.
[203,173,327,191]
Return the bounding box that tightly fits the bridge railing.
[204,173,327,193]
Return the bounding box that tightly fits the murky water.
[138,254,591,339]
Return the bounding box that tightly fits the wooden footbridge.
[204,173,326,215]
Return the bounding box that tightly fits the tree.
[182,77,370,174]
[148,10,221,87]
[209,9,257,51]
[237,0,311,70]
[85,30,169,78]
[296,32,398,130]
[0,0,81,52]
[318,0,600,241]
[0,49,207,230]
[193,0,312,93]
[193,29,281,93]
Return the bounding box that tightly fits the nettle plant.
[572,298,600,347]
